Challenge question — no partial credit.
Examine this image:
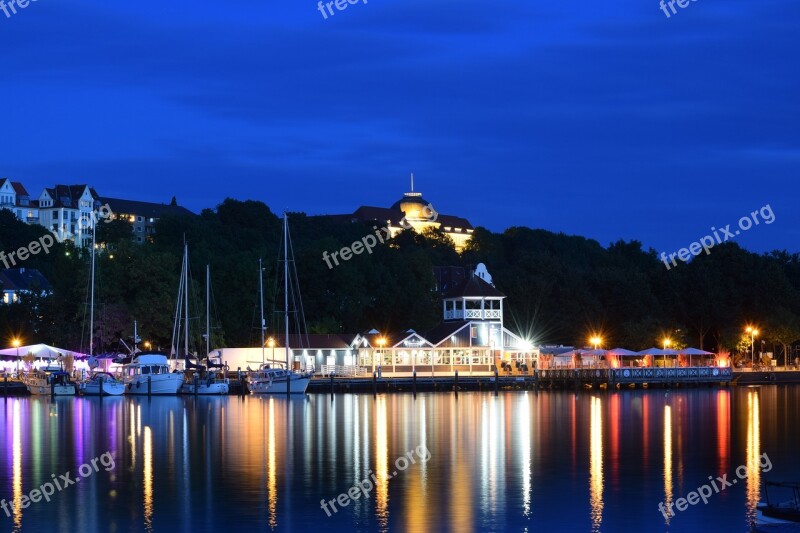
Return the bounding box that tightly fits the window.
[137,216,143,222]
[137,227,142,232]
[53,210,59,219]
[137,237,143,242]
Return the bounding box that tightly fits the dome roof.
[391,193,432,211]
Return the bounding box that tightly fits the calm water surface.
[0,386,798,533]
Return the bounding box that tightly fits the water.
[0,386,798,533]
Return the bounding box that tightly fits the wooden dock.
[306,366,736,394]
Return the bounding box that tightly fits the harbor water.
[0,386,798,532]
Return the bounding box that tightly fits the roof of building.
[100,197,196,218]
[349,205,473,230]
[263,333,352,350]
[43,185,99,208]
[443,274,505,299]
[390,193,433,210]
[424,320,470,345]
[0,268,53,293]
[11,182,29,197]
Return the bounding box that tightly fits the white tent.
[0,343,88,359]
[0,344,90,374]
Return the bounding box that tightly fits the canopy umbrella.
[637,348,678,367]
[581,349,608,356]
[607,348,639,356]
[677,348,714,356]
[677,347,714,367]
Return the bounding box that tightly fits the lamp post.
[377,337,386,376]
[13,338,20,376]
[663,338,671,368]
[268,338,275,363]
[591,336,601,350]
[590,336,602,368]
[746,327,759,367]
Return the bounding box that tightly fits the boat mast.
[89,221,96,357]
[206,264,210,359]
[284,212,290,377]
[259,257,265,365]
[184,241,189,362]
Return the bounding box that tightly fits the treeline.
[1,199,799,362]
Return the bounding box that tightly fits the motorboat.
[24,366,76,396]
[757,482,800,526]
[123,353,183,395]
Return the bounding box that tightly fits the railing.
[537,366,733,383]
[319,365,369,377]
[446,310,502,320]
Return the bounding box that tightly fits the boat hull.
[124,374,183,395]
[179,382,229,395]
[249,376,310,395]
[81,382,126,396]
[28,384,76,396]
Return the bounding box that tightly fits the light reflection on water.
[0,387,796,532]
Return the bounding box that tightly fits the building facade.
[328,177,475,252]
[0,179,39,224]
[0,268,52,304]
[100,197,196,244]
[37,185,102,248]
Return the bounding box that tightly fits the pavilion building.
[330,176,475,252]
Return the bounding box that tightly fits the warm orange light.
[12,339,20,348]
[590,336,602,349]
[267,338,275,348]
[377,337,387,347]
[663,338,672,349]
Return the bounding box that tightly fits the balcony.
[445,309,502,320]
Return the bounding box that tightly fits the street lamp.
[590,336,602,350]
[746,327,759,366]
[268,337,275,362]
[377,337,386,373]
[12,338,21,376]
[663,338,671,368]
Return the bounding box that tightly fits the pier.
[306,366,739,394]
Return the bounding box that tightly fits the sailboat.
[80,223,125,396]
[122,245,185,395]
[247,213,312,395]
[178,261,229,395]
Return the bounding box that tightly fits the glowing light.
[12,338,20,348]
[663,405,673,525]
[13,401,22,529]
[663,338,672,350]
[745,390,761,525]
[590,336,602,350]
[267,338,275,348]
[143,426,153,532]
[590,396,604,532]
[268,398,277,529]
[375,396,389,527]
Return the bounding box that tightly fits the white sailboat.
[248,213,312,395]
[80,223,125,396]
[178,263,229,395]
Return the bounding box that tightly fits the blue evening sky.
[1,0,797,254]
